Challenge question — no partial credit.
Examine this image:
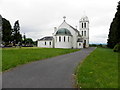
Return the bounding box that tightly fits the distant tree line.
[107,1,120,52]
[2,17,36,47]
[89,44,107,48]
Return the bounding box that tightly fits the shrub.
[113,43,120,52]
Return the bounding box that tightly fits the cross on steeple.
[63,16,66,21]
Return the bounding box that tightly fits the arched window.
[82,23,83,28]
[64,36,65,42]
[49,42,51,45]
[82,31,83,36]
[68,36,69,42]
[84,31,86,36]
[59,36,61,42]
[45,42,46,45]
[84,23,86,28]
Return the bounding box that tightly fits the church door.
[83,40,86,48]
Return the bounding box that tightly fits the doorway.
[83,40,86,48]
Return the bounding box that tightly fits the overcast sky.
[0,0,119,44]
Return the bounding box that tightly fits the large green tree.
[107,1,120,48]
[2,18,13,46]
[0,15,2,45]
[13,20,22,45]
[24,38,34,46]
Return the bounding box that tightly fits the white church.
[37,16,89,49]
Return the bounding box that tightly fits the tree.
[24,38,34,46]
[22,33,26,45]
[107,1,120,48]
[2,18,13,46]
[13,20,22,45]
[23,33,26,41]
[0,15,2,46]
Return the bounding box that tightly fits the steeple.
[79,15,89,48]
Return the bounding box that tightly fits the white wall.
[55,35,72,48]
[37,40,53,48]
[77,42,83,48]
[57,21,78,48]
[79,20,89,48]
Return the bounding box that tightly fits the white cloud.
[0,0,119,43]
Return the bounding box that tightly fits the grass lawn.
[75,47,118,88]
[2,47,80,71]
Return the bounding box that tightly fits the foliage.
[89,44,96,47]
[2,18,13,46]
[12,20,22,45]
[2,47,80,71]
[22,34,34,46]
[0,15,2,43]
[24,38,34,46]
[2,18,23,46]
[1,17,35,47]
[89,44,107,48]
[75,48,118,88]
[33,41,37,46]
[107,1,120,48]
[113,43,120,52]
[22,33,26,44]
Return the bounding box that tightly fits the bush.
[113,44,120,52]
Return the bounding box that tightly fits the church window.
[79,43,81,46]
[82,31,83,36]
[45,42,46,45]
[68,36,69,42]
[59,36,61,42]
[49,42,51,45]
[82,23,84,28]
[84,23,86,28]
[56,37,57,42]
[84,31,86,36]
[64,36,65,42]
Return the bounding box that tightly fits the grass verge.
[75,47,118,88]
[2,47,80,71]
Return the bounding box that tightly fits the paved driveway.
[2,47,95,88]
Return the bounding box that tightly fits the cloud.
[0,0,119,43]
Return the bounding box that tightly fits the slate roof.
[38,36,53,41]
[55,28,72,36]
[62,21,82,37]
[77,38,83,42]
[68,24,79,33]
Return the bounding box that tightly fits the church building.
[37,16,89,49]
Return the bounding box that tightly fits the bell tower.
[79,16,89,48]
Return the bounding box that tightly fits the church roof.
[58,20,82,37]
[55,28,72,36]
[68,24,79,32]
[66,23,82,37]
[77,38,83,42]
[38,36,53,41]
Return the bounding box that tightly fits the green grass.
[75,47,118,88]
[2,47,80,71]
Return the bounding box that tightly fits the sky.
[0,0,119,44]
